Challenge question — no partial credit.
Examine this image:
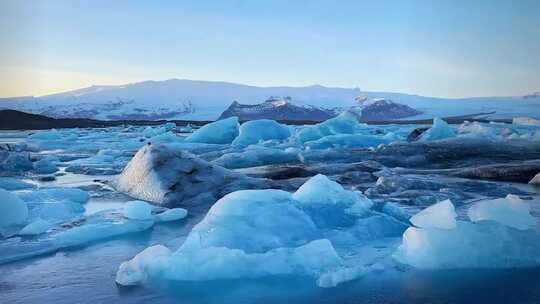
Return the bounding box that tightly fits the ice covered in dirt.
[395,198,540,269]
[116,174,407,287]
[185,117,239,144]
[232,119,291,146]
[116,142,267,207]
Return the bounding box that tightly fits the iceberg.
[116,174,407,287]
[419,118,456,141]
[232,119,291,146]
[0,189,28,227]
[185,117,239,144]
[467,194,536,230]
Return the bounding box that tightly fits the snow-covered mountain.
[218,97,338,121]
[354,98,422,121]
[0,79,539,120]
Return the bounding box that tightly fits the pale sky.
[1,0,539,98]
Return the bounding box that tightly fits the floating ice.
[19,219,51,235]
[185,117,239,144]
[513,117,540,126]
[155,208,188,222]
[419,118,456,141]
[467,194,536,230]
[0,189,28,227]
[232,119,291,146]
[410,199,456,229]
[0,152,33,172]
[213,145,300,169]
[116,174,407,287]
[295,111,366,143]
[28,129,62,140]
[395,199,540,269]
[293,174,373,227]
[142,125,172,138]
[116,245,172,286]
[0,177,35,190]
[304,134,389,149]
[33,158,59,174]
[124,201,154,220]
[18,188,89,204]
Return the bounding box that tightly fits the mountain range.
[1,79,539,121]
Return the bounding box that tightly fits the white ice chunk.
[185,117,239,144]
[124,201,153,220]
[513,117,540,126]
[116,245,172,286]
[529,173,540,186]
[410,199,456,229]
[467,194,536,230]
[0,189,28,227]
[419,118,456,141]
[19,219,50,235]
[232,119,291,146]
[395,221,540,269]
[293,174,373,217]
[155,208,187,222]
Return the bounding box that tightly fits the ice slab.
[232,119,291,146]
[419,118,456,141]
